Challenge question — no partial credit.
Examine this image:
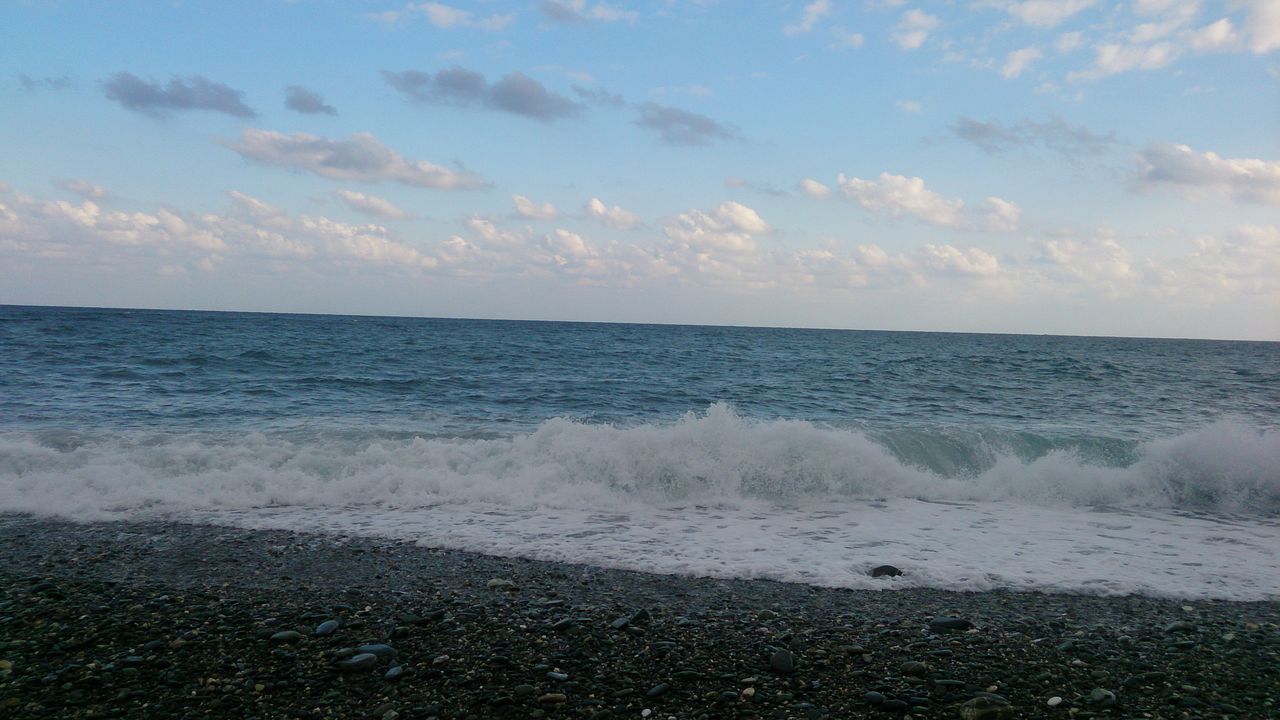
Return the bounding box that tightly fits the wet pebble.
[770,649,796,674]
[336,653,379,672]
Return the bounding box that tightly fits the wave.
[1,403,1277,520]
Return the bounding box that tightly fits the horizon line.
[3,302,1276,344]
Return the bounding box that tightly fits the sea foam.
[4,404,1278,599]
[2,404,1277,519]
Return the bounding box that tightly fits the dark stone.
[646,683,669,698]
[770,649,796,674]
[870,565,903,578]
[959,696,1015,719]
[864,691,886,705]
[313,620,339,636]
[335,653,379,672]
[269,630,303,643]
[929,617,973,632]
[900,661,929,677]
[355,644,396,660]
[1089,688,1117,708]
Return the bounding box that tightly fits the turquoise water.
[3,305,1276,478]
[2,305,1278,598]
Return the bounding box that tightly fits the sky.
[2,1,1278,340]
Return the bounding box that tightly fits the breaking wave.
[2,403,1277,520]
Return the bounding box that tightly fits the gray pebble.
[336,653,379,672]
[769,649,796,674]
[929,617,973,631]
[355,644,396,660]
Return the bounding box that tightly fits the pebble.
[547,671,569,681]
[900,660,929,676]
[929,617,973,632]
[646,683,670,698]
[769,649,796,674]
[1047,696,1063,707]
[486,578,517,590]
[269,630,303,643]
[313,620,339,636]
[514,684,536,697]
[959,696,1015,719]
[336,653,379,672]
[538,693,567,704]
[870,565,903,577]
[1089,687,1117,708]
[1164,620,1197,634]
[384,665,404,681]
[355,644,397,660]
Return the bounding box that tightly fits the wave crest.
[2,403,1277,520]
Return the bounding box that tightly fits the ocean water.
[1,305,1277,599]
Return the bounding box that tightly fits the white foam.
[3,404,1278,599]
[195,500,1280,601]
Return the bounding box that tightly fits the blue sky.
[2,0,1278,339]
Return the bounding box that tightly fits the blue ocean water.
[2,305,1278,598]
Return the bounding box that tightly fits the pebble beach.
[1,516,1276,720]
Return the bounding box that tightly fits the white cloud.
[1068,42,1180,81]
[837,172,967,228]
[784,0,832,36]
[798,178,832,199]
[1184,225,1280,297]
[414,2,514,30]
[1247,0,1280,53]
[1002,46,1044,78]
[1002,0,1097,28]
[419,2,468,28]
[583,197,642,229]
[513,194,559,220]
[1055,31,1085,53]
[663,201,768,255]
[58,179,108,199]
[831,27,865,48]
[896,99,923,113]
[983,197,1022,232]
[717,201,769,233]
[1136,143,1280,205]
[892,9,939,50]
[921,244,1000,276]
[1038,232,1140,296]
[223,129,486,190]
[1190,18,1239,51]
[334,190,409,219]
[542,0,638,24]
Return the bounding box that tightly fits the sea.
[1,305,1277,600]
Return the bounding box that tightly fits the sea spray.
[2,404,1276,519]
